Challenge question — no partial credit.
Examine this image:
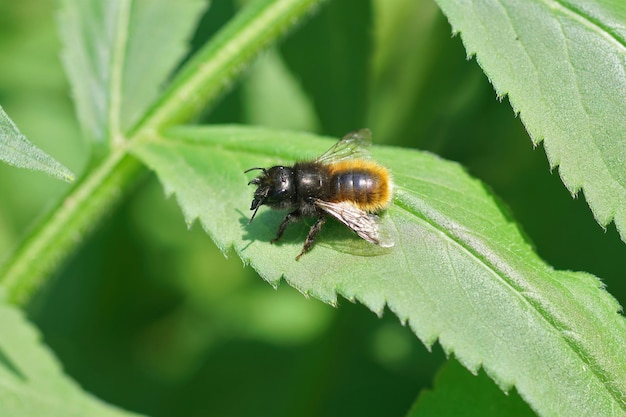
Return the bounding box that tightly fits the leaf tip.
[60,169,76,183]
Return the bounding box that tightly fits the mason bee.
[245,129,393,260]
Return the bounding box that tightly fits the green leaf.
[279,0,372,135]
[368,0,478,146]
[432,0,626,241]
[242,48,320,131]
[0,106,75,182]
[58,0,208,144]
[408,360,534,417]
[0,290,142,417]
[131,125,626,417]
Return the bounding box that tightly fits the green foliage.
[435,0,626,241]
[0,0,625,416]
[0,291,139,417]
[408,360,534,417]
[58,0,207,144]
[0,106,74,181]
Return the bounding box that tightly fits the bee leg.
[271,210,301,244]
[296,215,327,261]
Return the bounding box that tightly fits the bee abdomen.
[329,161,392,212]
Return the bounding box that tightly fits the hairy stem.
[1,150,144,304]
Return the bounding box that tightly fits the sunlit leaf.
[0,290,142,417]
[132,125,626,417]
[58,0,207,143]
[434,0,626,241]
[0,106,74,182]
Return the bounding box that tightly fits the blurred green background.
[0,0,624,416]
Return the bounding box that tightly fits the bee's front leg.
[296,215,327,261]
[271,210,301,244]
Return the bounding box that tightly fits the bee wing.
[315,200,394,248]
[316,129,372,164]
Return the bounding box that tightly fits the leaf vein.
[108,0,132,146]
[393,192,625,411]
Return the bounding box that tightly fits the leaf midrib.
[550,0,626,48]
[108,0,132,146]
[393,191,623,411]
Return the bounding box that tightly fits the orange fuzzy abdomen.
[327,160,393,212]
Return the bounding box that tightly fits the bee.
[245,129,393,260]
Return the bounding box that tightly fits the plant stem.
[0,0,326,305]
[134,0,327,133]
[1,149,145,304]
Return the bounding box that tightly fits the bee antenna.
[244,167,267,174]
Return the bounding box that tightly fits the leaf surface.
[0,291,141,417]
[0,106,74,182]
[433,0,626,240]
[131,125,626,417]
[58,0,207,143]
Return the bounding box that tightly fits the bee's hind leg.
[296,215,327,261]
[271,210,301,244]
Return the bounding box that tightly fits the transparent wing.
[315,200,394,247]
[316,128,372,164]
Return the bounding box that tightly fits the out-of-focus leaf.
[279,0,371,135]
[434,0,626,241]
[369,0,443,142]
[57,0,207,143]
[242,48,319,131]
[0,106,74,182]
[0,290,142,417]
[131,125,626,417]
[368,0,488,149]
[408,360,534,417]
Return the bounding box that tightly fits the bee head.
[245,166,295,223]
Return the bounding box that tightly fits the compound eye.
[263,167,293,204]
